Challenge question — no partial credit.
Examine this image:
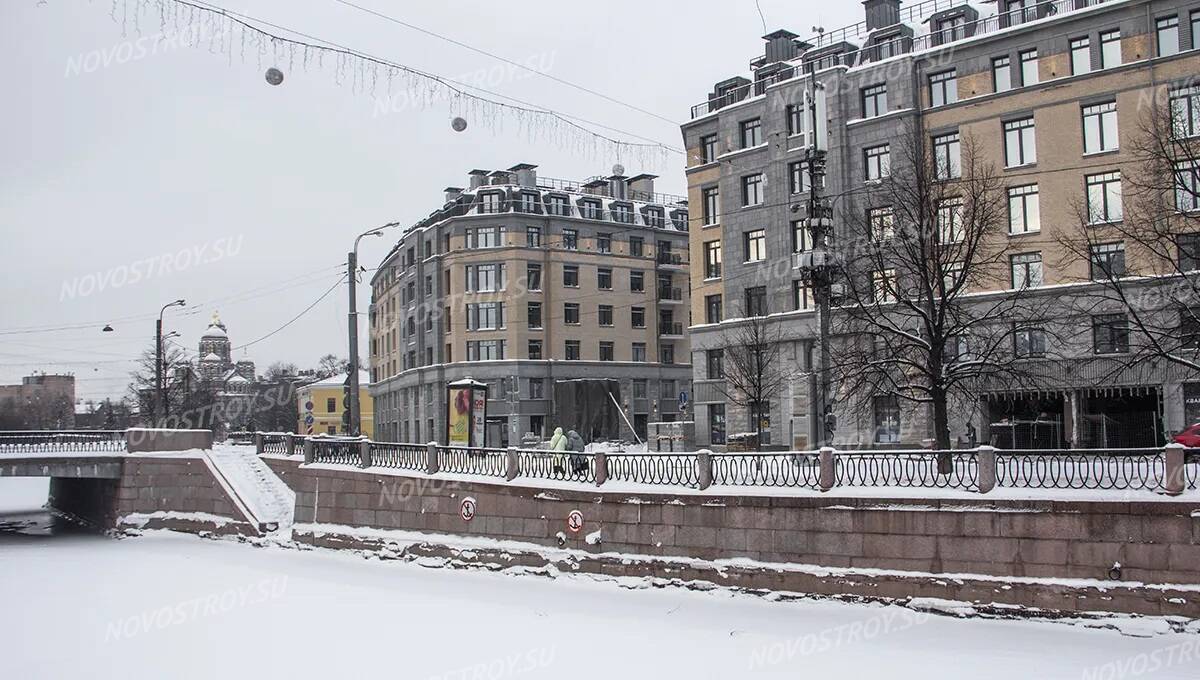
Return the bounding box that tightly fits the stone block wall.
[112,455,257,536]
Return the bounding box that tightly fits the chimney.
[582,178,609,198]
[444,187,464,203]
[487,170,513,186]
[607,173,628,200]
[761,29,804,65]
[627,174,657,201]
[468,169,488,189]
[508,163,538,188]
[863,0,902,31]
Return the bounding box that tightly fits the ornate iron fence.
[261,434,288,455]
[438,446,507,478]
[518,448,596,484]
[226,432,254,446]
[310,438,361,467]
[835,450,979,490]
[996,449,1165,491]
[371,442,427,471]
[0,430,126,453]
[607,453,700,487]
[1188,451,1199,490]
[711,452,821,488]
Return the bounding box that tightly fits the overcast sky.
[1,0,861,401]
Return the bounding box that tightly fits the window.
[480,192,504,214]
[1178,233,1200,270]
[564,340,581,361]
[612,204,633,224]
[466,302,504,331]
[1093,314,1129,354]
[744,229,766,262]
[789,161,808,195]
[529,378,545,399]
[564,303,580,325]
[580,200,601,220]
[707,349,724,379]
[742,174,764,206]
[632,343,647,362]
[862,84,888,118]
[546,195,569,216]
[562,228,578,250]
[937,198,964,244]
[740,118,762,148]
[1014,325,1047,358]
[704,241,722,278]
[1004,117,1036,167]
[1010,252,1043,288]
[865,145,891,181]
[705,294,722,324]
[629,237,644,257]
[424,275,433,297]
[744,286,768,316]
[1070,37,1091,75]
[873,270,896,303]
[660,344,676,364]
[873,395,901,444]
[467,226,503,249]
[631,306,646,328]
[465,263,504,293]
[517,192,538,213]
[1083,102,1118,154]
[528,339,543,360]
[1194,11,1200,51]
[528,302,542,329]
[792,220,812,253]
[526,263,542,291]
[992,56,1012,93]
[1090,242,1126,280]
[1100,30,1121,69]
[1177,162,1200,212]
[630,270,644,292]
[1086,172,1123,223]
[598,305,614,327]
[563,264,579,287]
[786,103,806,136]
[599,342,614,362]
[1170,86,1200,138]
[467,340,505,361]
[869,207,895,241]
[929,70,957,107]
[1008,185,1041,234]
[1019,49,1039,86]
[1157,16,1180,57]
[700,134,718,163]
[709,404,726,445]
[526,226,542,247]
[326,397,336,413]
[597,268,613,290]
[702,187,720,225]
[633,379,647,399]
[933,132,961,180]
[793,280,814,311]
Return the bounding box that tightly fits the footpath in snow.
[205,446,295,531]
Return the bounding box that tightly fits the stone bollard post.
[359,439,372,469]
[1164,443,1186,496]
[819,447,836,492]
[594,451,608,487]
[696,449,713,490]
[426,442,440,475]
[303,438,314,465]
[506,446,520,481]
[254,432,264,455]
[286,434,297,456]
[976,445,997,494]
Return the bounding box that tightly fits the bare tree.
[832,122,1046,461]
[714,315,795,452]
[126,341,189,425]
[1057,81,1200,379]
[316,354,350,379]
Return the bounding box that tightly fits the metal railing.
[836,450,979,490]
[996,448,1167,491]
[0,430,126,453]
[370,442,426,471]
[438,446,507,478]
[607,452,700,487]
[658,287,684,302]
[310,438,361,467]
[518,448,596,484]
[711,452,821,488]
[261,434,288,455]
[659,322,684,336]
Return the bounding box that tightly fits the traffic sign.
[304,401,314,411]
[566,509,584,533]
[304,415,314,425]
[460,497,477,522]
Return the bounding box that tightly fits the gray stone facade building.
[369,164,693,446]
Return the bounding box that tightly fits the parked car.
[1172,424,1200,447]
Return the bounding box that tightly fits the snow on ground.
[0,532,1196,679]
[0,477,48,513]
[206,446,295,529]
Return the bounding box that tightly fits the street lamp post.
[156,299,186,424]
[347,228,385,437]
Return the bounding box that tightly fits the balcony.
[657,252,688,268]
[659,322,684,338]
[658,287,684,304]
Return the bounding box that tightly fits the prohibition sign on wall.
[460,497,477,522]
[566,509,584,533]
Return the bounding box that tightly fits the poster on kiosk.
[446,378,488,448]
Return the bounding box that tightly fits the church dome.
[201,311,229,339]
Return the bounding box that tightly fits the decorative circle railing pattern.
[517,449,596,484]
[370,442,427,471]
[606,453,700,487]
[438,447,507,478]
[310,439,360,467]
[835,451,979,490]
[711,452,821,488]
[995,449,1166,491]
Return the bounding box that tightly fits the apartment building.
[369,164,692,446]
[683,0,1200,449]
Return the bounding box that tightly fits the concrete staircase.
[206,445,295,533]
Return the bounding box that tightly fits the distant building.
[296,371,374,436]
[0,374,76,429]
[162,312,260,431]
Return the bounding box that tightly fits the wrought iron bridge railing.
[0,430,127,454]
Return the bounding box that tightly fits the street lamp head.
[102,324,114,332]
[174,299,186,306]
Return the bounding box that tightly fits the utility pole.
[347,228,387,437]
[156,299,186,425]
[802,81,834,447]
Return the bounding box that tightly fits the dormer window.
[875,33,901,60]
[936,14,967,44]
[671,211,689,231]
[644,208,665,228]
[612,203,633,224]
[516,192,538,214]
[480,192,504,214]
[546,195,569,216]
[580,199,601,220]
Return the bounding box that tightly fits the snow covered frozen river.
[1,478,1198,679]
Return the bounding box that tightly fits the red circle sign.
[460,497,477,522]
[567,509,584,533]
